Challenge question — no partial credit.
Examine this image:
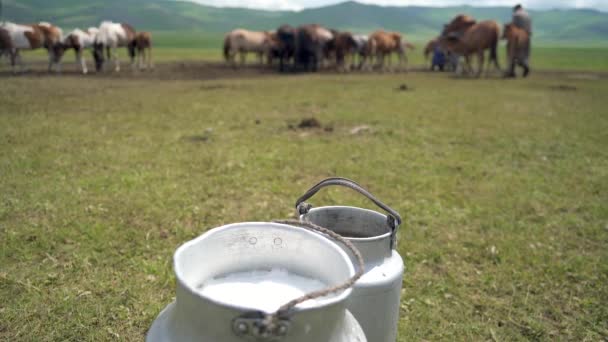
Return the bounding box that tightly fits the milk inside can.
[147,222,367,342]
[298,177,404,342]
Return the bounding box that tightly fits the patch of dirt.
[297,117,322,129]
[0,61,279,81]
[396,83,412,91]
[287,117,335,133]
[181,135,210,143]
[2,60,606,82]
[181,128,213,143]
[549,84,578,91]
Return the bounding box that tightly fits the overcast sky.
[186,0,608,11]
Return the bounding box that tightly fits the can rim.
[173,222,355,313]
[304,206,393,242]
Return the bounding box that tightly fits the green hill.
[2,0,607,44]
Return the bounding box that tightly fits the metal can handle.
[295,177,402,247]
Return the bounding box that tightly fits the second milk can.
[297,177,404,342]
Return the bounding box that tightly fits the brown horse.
[439,14,501,77]
[502,23,530,77]
[2,22,64,73]
[366,30,402,71]
[135,32,153,70]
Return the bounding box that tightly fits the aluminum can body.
[147,222,367,342]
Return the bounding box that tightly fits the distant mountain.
[2,0,607,43]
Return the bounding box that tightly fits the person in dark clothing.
[431,45,446,71]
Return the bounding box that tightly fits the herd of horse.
[0,13,530,78]
[224,14,530,77]
[224,25,415,73]
[0,21,153,74]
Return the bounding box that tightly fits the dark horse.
[275,24,296,72]
[294,24,333,72]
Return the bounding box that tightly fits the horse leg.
[136,47,146,71]
[112,47,120,72]
[148,47,154,70]
[522,63,530,77]
[16,50,27,73]
[240,51,246,67]
[106,47,111,71]
[345,52,352,72]
[228,50,235,68]
[135,46,146,71]
[10,49,18,74]
[47,51,54,73]
[127,42,136,70]
[359,54,367,71]
[78,49,88,74]
[504,58,516,78]
[456,56,464,76]
[504,43,516,78]
[485,51,492,77]
[520,58,530,77]
[476,51,484,78]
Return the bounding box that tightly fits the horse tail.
[128,39,137,60]
[223,35,230,61]
[424,44,431,60]
[490,23,501,70]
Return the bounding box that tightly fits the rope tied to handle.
[233,219,365,340]
[273,220,365,315]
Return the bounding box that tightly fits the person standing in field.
[512,4,531,52]
[503,4,532,77]
[512,4,532,35]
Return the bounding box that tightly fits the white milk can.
[297,178,404,342]
[147,222,367,342]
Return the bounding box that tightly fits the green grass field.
[1,47,607,341]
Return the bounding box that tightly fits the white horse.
[93,21,136,72]
[352,34,369,69]
[223,28,276,66]
[0,21,63,73]
[59,27,98,74]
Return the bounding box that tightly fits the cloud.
[187,0,608,11]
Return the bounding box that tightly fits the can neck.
[301,206,395,265]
